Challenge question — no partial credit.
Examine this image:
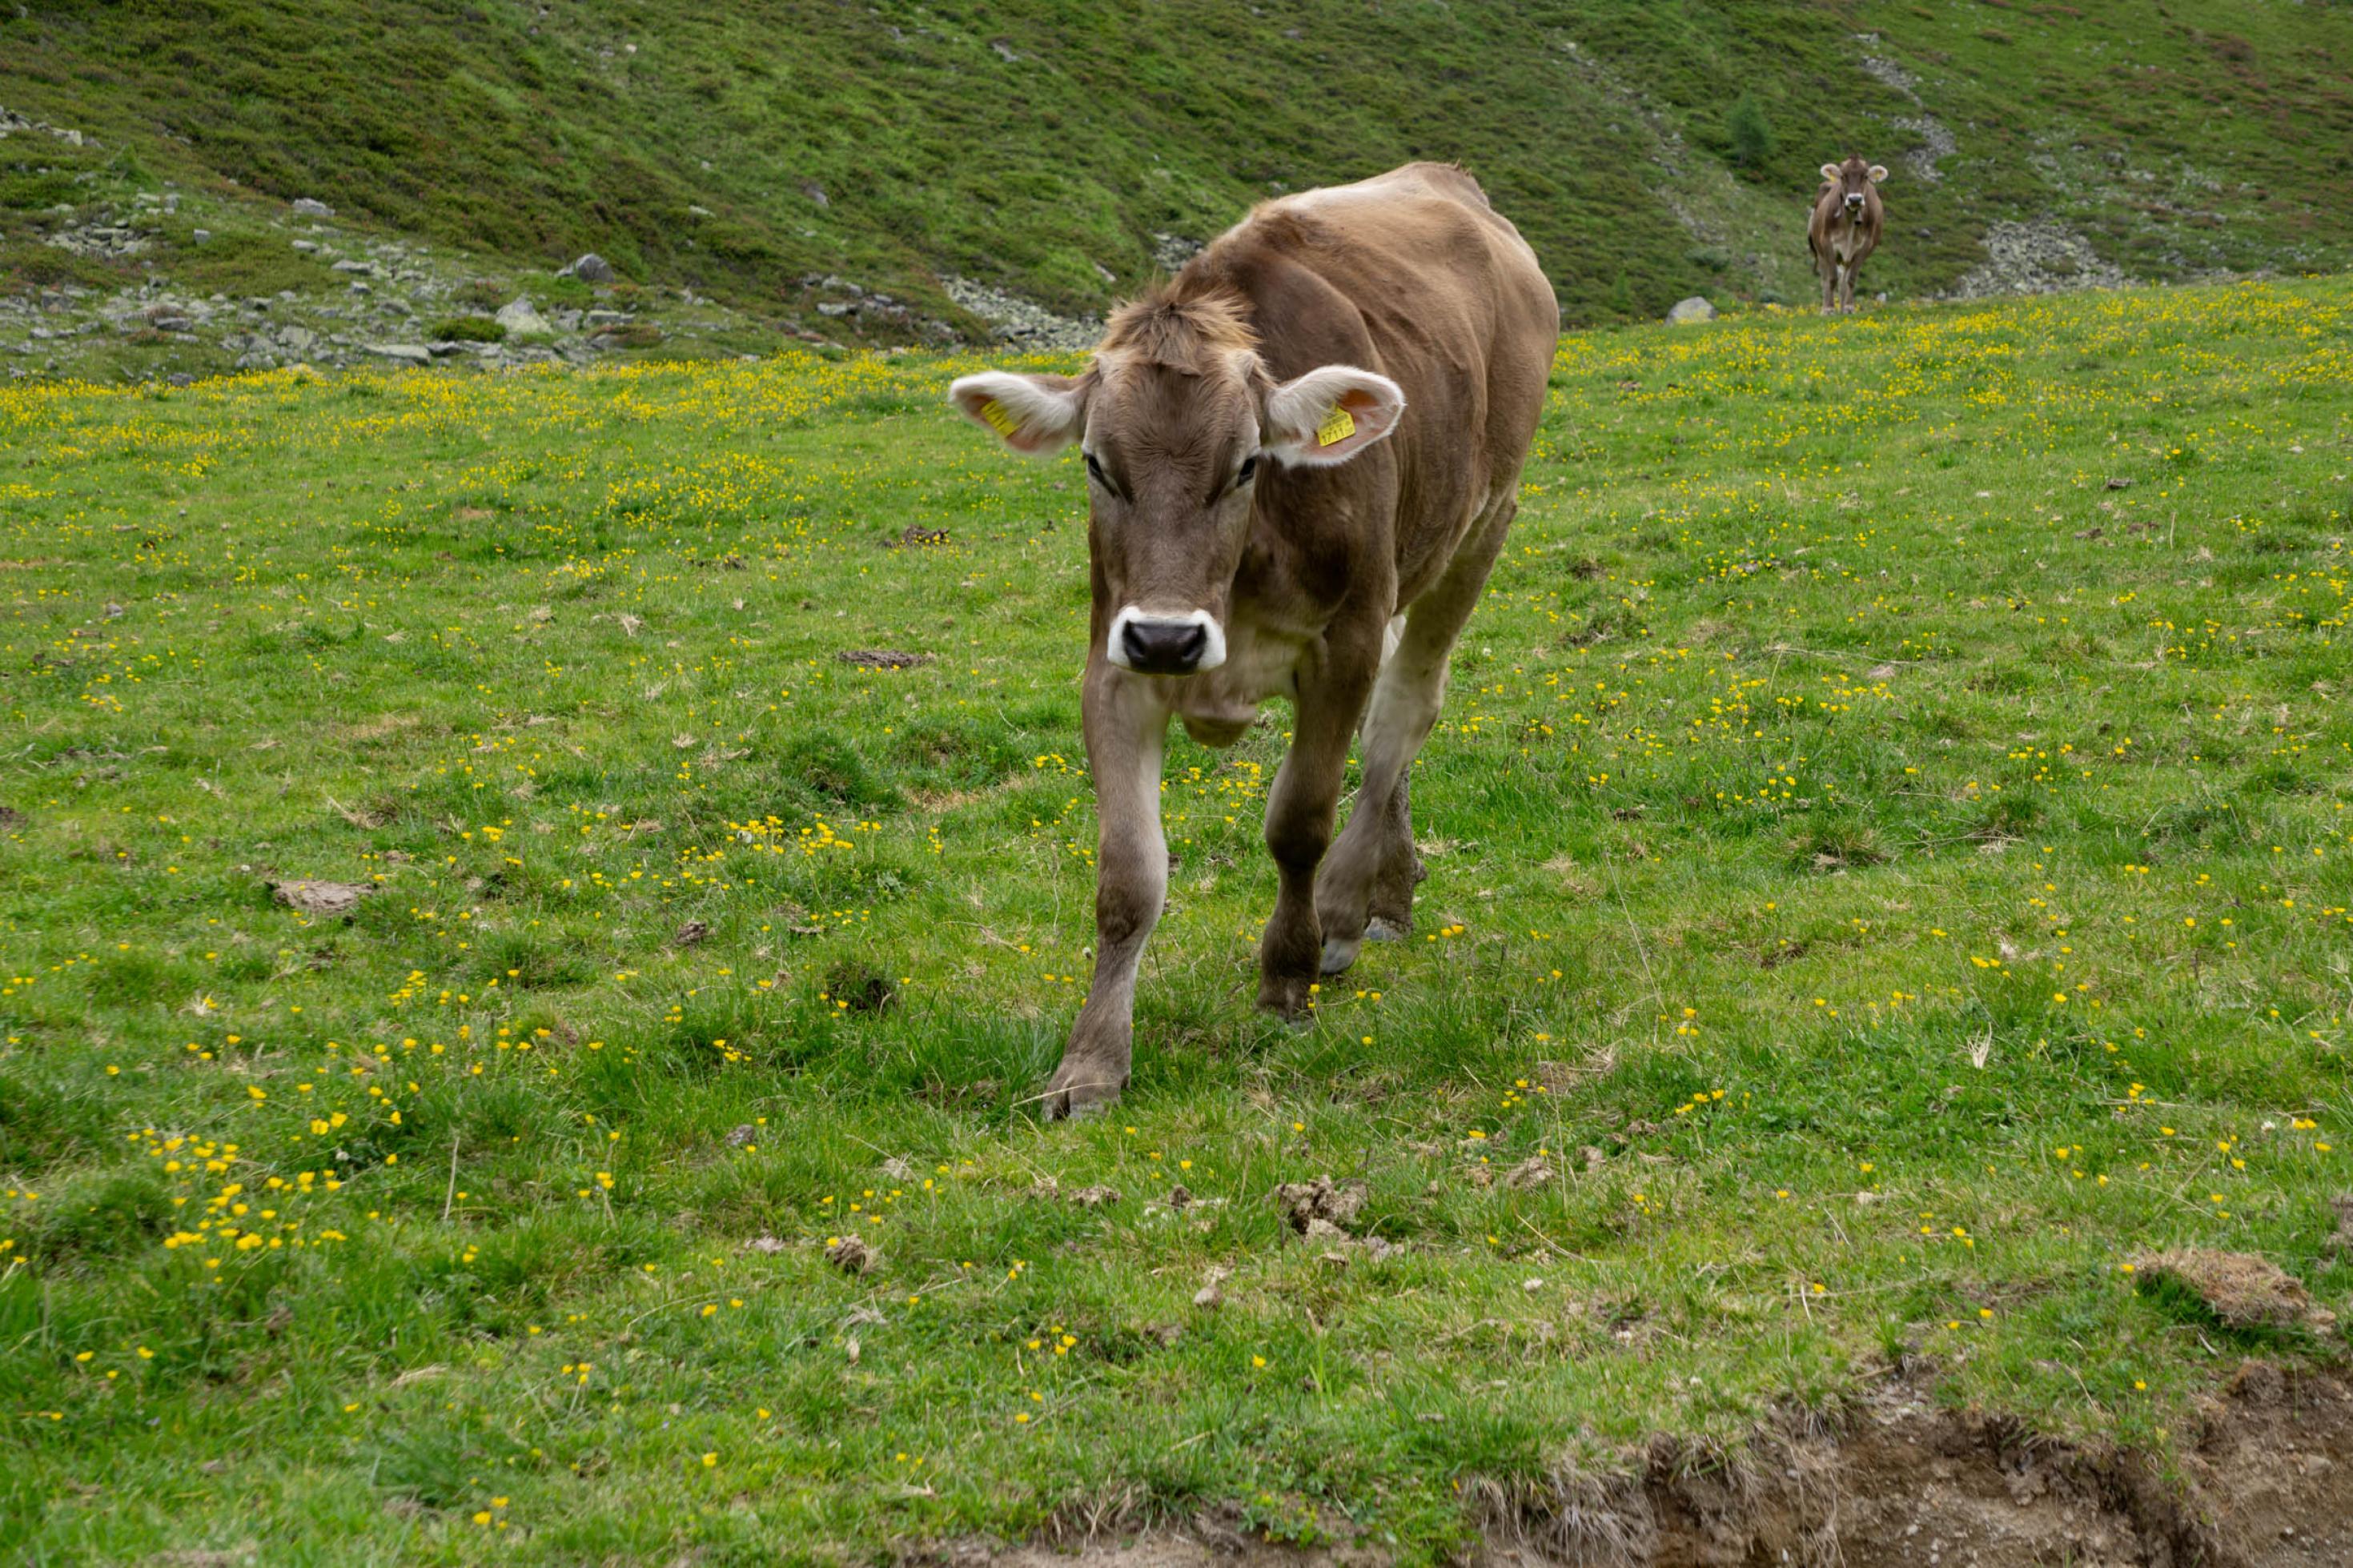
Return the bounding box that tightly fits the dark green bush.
[430,315,505,343]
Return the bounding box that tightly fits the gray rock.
[1666,295,1719,324]
[291,198,335,219]
[331,259,374,274]
[1952,219,2127,299]
[191,229,210,244]
[583,308,632,327]
[942,275,1102,351]
[364,343,431,365]
[494,298,549,335]
[1152,232,1203,271]
[570,252,616,283]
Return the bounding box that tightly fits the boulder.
[364,343,432,365]
[1666,295,1719,325]
[493,297,549,336]
[568,252,616,283]
[291,198,335,219]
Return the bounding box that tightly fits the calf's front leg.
[1257,632,1378,1018]
[1042,665,1169,1119]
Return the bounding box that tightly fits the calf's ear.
[948,371,1090,456]
[1821,162,1841,181]
[1868,164,1889,183]
[1261,365,1405,468]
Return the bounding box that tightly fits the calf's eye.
[1235,456,1258,489]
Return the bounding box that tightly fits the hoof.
[1364,916,1409,944]
[1256,975,1315,1021]
[1038,1057,1126,1121]
[1319,936,1360,976]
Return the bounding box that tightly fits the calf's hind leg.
[1316,492,1517,976]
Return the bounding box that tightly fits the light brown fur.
[950,162,1558,1116]
[1809,155,1887,313]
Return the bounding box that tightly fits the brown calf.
[1809,156,1888,313]
[949,162,1558,1117]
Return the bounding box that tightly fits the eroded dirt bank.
[934,1363,2352,1568]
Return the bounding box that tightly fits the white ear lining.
[947,371,1086,455]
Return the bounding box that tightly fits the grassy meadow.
[2,279,2351,1562]
[8,0,2353,332]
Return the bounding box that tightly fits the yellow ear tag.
[980,399,1020,438]
[1315,405,1356,447]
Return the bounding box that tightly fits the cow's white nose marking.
[1106,605,1227,673]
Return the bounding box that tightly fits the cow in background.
[1809,156,1887,313]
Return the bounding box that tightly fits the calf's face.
[1820,158,1889,219]
[950,351,1403,676]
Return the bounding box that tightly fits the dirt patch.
[267,878,373,916]
[1273,1177,1367,1234]
[825,1234,876,1275]
[2184,1361,2353,1565]
[838,648,930,669]
[1471,1363,2353,1568]
[937,1364,2353,1566]
[983,1538,1378,1568]
[2135,1249,2335,1332]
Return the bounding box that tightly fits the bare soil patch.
[266,878,373,916]
[938,1365,2353,1567]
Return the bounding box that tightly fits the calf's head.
[949,294,1403,676]
[1820,156,1888,219]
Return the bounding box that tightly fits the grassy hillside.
[3,280,2350,1561]
[5,0,2353,339]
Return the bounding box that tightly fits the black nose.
[1121,618,1207,674]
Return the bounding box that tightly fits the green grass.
[5,1,2353,332]
[2,278,2351,1562]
